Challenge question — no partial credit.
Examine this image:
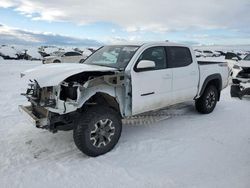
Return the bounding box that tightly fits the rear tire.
[195,85,218,114]
[73,105,122,157]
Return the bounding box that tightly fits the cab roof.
[107,41,188,48]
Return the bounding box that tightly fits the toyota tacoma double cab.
[19,42,229,157]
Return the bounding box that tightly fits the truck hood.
[21,63,117,87]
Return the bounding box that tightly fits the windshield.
[243,54,250,60]
[84,45,139,69]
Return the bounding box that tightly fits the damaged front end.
[19,71,129,133]
[19,80,77,132]
[231,67,250,99]
[22,80,57,108]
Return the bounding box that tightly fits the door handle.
[141,92,155,96]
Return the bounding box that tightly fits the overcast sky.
[0,0,250,46]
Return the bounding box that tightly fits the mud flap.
[231,85,250,99]
[230,85,241,98]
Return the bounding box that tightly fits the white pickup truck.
[19,42,229,157]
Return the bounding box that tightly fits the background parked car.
[38,46,61,58]
[42,51,87,64]
[194,49,205,58]
[202,50,220,57]
[212,51,221,57]
[225,52,242,76]
[232,53,250,76]
[202,50,214,57]
[215,50,226,56]
[225,52,242,61]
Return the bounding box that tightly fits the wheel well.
[204,79,221,100]
[200,74,222,101]
[83,92,120,114]
[207,79,220,91]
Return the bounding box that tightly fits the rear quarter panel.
[197,62,229,97]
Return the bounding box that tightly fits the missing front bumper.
[19,105,76,132]
[19,105,49,128]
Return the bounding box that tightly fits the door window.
[167,47,192,68]
[136,47,167,71]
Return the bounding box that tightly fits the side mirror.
[136,60,156,70]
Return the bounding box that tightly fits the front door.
[130,46,173,115]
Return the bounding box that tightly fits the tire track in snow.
[0,148,80,172]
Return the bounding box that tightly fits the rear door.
[131,46,173,115]
[167,46,199,103]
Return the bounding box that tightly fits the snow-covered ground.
[0,60,250,188]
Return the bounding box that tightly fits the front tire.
[195,85,218,114]
[73,106,122,157]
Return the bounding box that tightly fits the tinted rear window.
[167,47,192,68]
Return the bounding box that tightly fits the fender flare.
[77,84,125,117]
[199,74,222,99]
